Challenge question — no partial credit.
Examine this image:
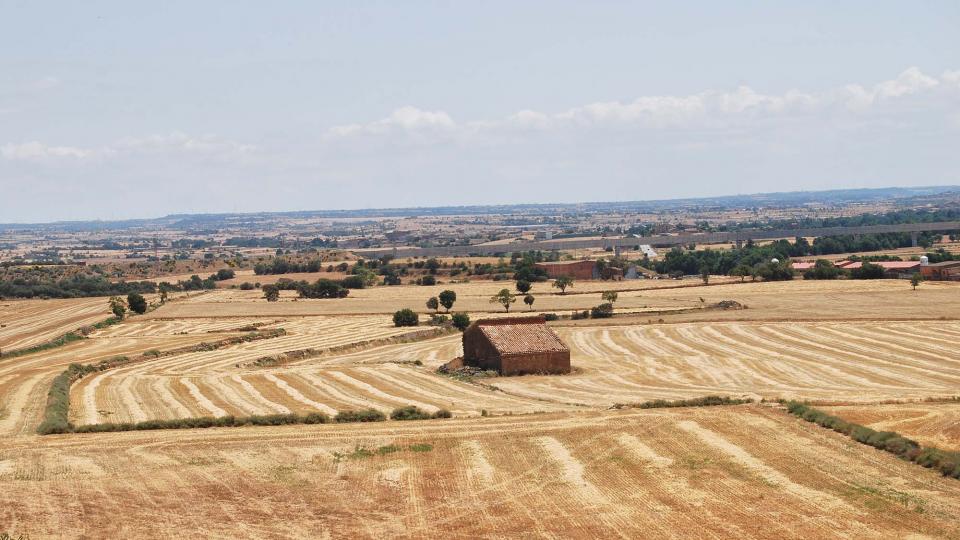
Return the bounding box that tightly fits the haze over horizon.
[2,1,958,223]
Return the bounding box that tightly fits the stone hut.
[462,316,570,376]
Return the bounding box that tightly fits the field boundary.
[35,328,288,434]
[785,401,960,479]
[242,325,457,368]
[0,316,120,359]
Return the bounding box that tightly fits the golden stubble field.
[1,277,960,538]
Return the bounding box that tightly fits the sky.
[1,1,958,223]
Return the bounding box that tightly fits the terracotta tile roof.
[477,321,569,356]
[841,261,920,270]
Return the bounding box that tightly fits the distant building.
[534,260,597,280]
[920,260,960,281]
[462,316,571,376]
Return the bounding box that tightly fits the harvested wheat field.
[491,320,960,406]
[0,297,110,352]
[4,278,960,538]
[821,402,960,452]
[2,406,959,538]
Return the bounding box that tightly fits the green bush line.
[43,406,452,435]
[614,395,754,410]
[786,401,960,479]
[1,316,122,359]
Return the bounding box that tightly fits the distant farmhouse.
[535,260,598,280]
[462,316,571,376]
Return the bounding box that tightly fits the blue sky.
[1,1,958,222]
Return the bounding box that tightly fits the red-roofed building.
[534,260,597,280]
[462,316,570,375]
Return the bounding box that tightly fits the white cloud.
[114,132,255,156]
[328,106,455,137]
[329,67,958,139]
[1,133,254,163]
[1,141,92,161]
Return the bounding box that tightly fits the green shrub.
[335,409,387,423]
[393,309,419,327]
[590,303,614,319]
[543,313,559,321]
[786,401,960,480]
[390,406,432,421]
[451,312,470,331]
[431,409,452,419]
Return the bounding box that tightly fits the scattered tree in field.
[515,279,531,294]
[911,273,923,290]
[426,296,439,313]
[523,294,535,310]
[490,288,516,312]
[601,290,618,304]
[263,284,280,302]
[393,308,419,327]
[108,296,126,319]
[552,275,574,294]
[438,290,457,312]
[700,265,710,284]
[159,290,169,303]
[451,312,470,331]
[731,264,752,282]
[127,293,148,314]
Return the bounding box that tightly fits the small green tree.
[426,296,439,313]
[490,288,516,312]
[451,312,470,331]
[393,308,419,327]
[127,293,148,315]
[108,296,126,319]
[552,275,574,294]
[515,279,532,294]
[438,290,457,312]
[731,264,752,282]
[700,265,710,285]
[523,294,535,310]
[601,290,618,304]
[263,284,280,302]
[911,273,923,290]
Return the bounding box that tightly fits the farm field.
[67,314,960,426]
[3,278,960,538]
[822,402,960,452]
[3,406,960,538]
[0,297,111,352]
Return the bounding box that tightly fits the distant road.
[356,221,960,258]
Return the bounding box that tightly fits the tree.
[159,290,169,303]
[263,284,280,302]
[590,302,614,318]
[108,296,126,319]
[601,291,618,304]
[127,293,148,315]
[803,259,841,280]
[393,308,419,327]
[523,294,535,310]
[731,264,752,282]
[515,280,531,294]
[438,290,457,312]
[552,275,574,294]
[700,265,710,285]
[426,296,439,313]
[911,273,923,290]
[490,288,516,312]
[451,312,470,331]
